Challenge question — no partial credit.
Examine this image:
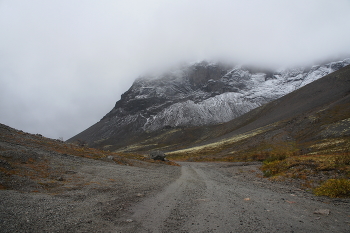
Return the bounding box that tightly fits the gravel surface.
[1,160,349,232]
[125,162,350,233]
[0,154,181,233]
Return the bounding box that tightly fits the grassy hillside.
[115,65,350,157]
[105,65,350,197]
[0,123,177,192]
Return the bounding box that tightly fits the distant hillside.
[68,59,350,151]
[102,64,350,159]
[166,64,350,160]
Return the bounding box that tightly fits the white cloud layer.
[1,0,350,139]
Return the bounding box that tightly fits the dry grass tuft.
[314,179,350,198]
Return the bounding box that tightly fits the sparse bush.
[314,179,350,198]
[335,153,350,166]
[76,139,87,147]
[261,160,285,177]
[264,153,288,163]
[261,149,290,177]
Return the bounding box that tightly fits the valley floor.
[125,162,350,233]
[1,161,349,232]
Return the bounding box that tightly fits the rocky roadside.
[0,152,181,232]
[1,123,349,232]
[0,123,182,232]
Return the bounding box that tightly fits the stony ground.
[0,154,181,232]
[1,123,349,232]
[122,162,350,233]
[0,123,181,232]
[1,159,350,232]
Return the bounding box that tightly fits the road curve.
[126,162,349,233]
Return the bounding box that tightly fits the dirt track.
[125,162,350,233]
[1,160,349,232]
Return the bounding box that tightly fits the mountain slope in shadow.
[67,59,350,151]
[116,65,350,160]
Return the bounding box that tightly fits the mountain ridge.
[167,64,350,159]
[68,59,350,152]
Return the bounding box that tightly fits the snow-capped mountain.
[68,58,350,147]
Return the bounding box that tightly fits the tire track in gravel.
[127,162,350,233]
[130,164,207,232]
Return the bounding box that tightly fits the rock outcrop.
[149,151,166,161]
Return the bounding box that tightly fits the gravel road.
[2,123,349,232]
[1,160,349,232]
[124,162,350,233]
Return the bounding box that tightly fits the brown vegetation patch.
[0,123,179,193]
[314,179,350,198]
[260,152,350,197]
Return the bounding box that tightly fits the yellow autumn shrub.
[314,179,350,198]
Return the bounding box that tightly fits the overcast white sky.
[1,0,350,140]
